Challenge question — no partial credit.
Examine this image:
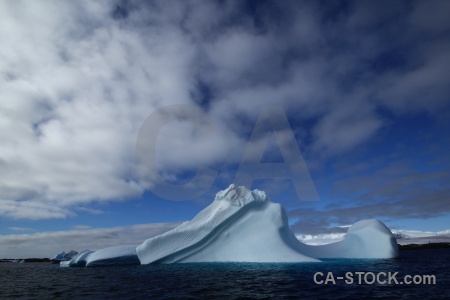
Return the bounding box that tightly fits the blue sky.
[1,0,449,257]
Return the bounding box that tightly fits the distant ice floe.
[297,227,450,246]
[50,250,78,264]
[60,245,139,267]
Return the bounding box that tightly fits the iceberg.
[137,184,317,263]
[137,184,398,263]
[60,245,139,267]
[294,219,399,259]
[50,250,78,264]
[51,251,67,263]
[60,250,94,267]
[60,184,398,266]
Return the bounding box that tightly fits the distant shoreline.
[398,242,450,250]
[1,243,449,262]
[0,258,51,263]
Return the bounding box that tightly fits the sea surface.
[1,249,449,299]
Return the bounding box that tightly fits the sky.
[1,0,449,258]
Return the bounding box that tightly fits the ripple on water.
[0,249,448,299]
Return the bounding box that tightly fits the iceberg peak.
[214,184,268,206]
[137,184,317,264]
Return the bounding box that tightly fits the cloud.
[311,101,383,155]
[289,161,450,234]
[0,0,449,219]
[9,227,33,232]
[0,222,180,259]
[0,200,73,220]
[72,225,92,230]
[0,1,213,218]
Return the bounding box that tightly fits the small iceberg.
[50,250,78,264]
[296,219,399,259]
[60,245,139,267]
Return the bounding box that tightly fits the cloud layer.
[290,158,450,234]
[1,0,449,220]
[0,222,179,258]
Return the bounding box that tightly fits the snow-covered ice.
[60,245,139,267]
[296,219,399,259]
[51,251,66,261]
[50,250,78,264]
[137,184,318,263]
[51,251,67,263]
[61,184,399,266]
[296,233,346,245]
[395,229,450,245]
[60,250,94,267]
[136,184,398,264]
[297,227,450,246]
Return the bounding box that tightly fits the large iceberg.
[60,184,398,266]
[136,184,398,264]
[137,184,317,263]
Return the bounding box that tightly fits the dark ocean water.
[1,249,449,299]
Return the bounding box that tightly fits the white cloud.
[72,225,92,230]
[0,0,449,220]
[9,227,33,232]
[0,200,73,220]
[0,1,217,218]
[312,101,383,155]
